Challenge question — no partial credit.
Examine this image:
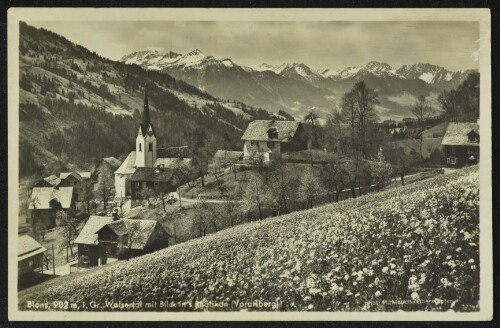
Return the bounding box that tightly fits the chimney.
[271,114,276,124]
[112,209,119,221]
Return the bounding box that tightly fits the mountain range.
[18,23,281,177]
[122,49,476,120]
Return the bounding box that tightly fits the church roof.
[115,152,137,175]
[241,120,302,142]
[128,167,175,183]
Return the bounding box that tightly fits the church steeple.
[143,90,151,132]
[135,89,157,168]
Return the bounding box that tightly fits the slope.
[19,166,479,312]
[18,22,277,177]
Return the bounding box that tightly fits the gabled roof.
[77,171,91,179]
[94,218,165,250]
[115,151,137,175]
[157,146,192,159]
[102,157,121,169]
[241,120,301,142]
[154,157,192,168]
[442,122,480,146]
[105,220,129,236]
[213,150,243,163]
[29,187,74,210]
[128,167,175,183]
[74,216,114,245]
[18,235,47,261]
[43,175,61,187]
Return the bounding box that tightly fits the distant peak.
[365,61,393,71]
[186,49,204,56]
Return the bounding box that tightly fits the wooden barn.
[441,122,480,167]
[75,215,170,268]
[74,216,114,268]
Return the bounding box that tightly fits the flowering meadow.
[19,167,480,312]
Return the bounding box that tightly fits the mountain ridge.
[120,49,476,120]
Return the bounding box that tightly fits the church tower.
[135,90,157,167]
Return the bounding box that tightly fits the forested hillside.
[18,22,277,177]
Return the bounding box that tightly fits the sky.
[29,21,480,71]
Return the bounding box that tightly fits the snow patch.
[419,72,435,84]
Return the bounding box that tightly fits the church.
[114,91,193,199]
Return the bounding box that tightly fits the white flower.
[411,292,420,300]
[375,290,382,297]
[468,258,475,264]
[382,266,389,273]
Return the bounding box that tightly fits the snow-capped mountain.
[121,49,477,120]
[395,63,474,88]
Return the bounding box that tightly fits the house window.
[28,260,34,268]
[267,141,275,149]
[139,143,142,152]
[81,255,89,264]
[82,245,89,251]
[251,141,258,146]
[105,244,112,254]
[154,181,159,189]
[447,157,457,165]
[149,142,153,151]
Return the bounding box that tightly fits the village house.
[114,91,193,199]
[441,122,480,167]
[58,171,92,201]
[18,235,47,283]
[28,187,75,229]
[74,215,170,268]
[241,119,307,162]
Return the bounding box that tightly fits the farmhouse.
[441,122,479,167]
[58,171,92,201]
[34,170,92,201]
[114,91,192,199]
[74,215,170,268]
[28,187,75,229]
[18,235,47,278]
[241,119,307,162]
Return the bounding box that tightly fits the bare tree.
[97,164,113,210]
[371,148,393,192]
[242,172,271,220]
[411,95,433,161]
[80,180,94,214]
[298,170,324,209]
[57,210,79,260]
[212,161,228,197]
[352,82,379,159]
[304,108,320,149]
[321,158,345,202]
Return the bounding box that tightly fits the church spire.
[143,90,151,131]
